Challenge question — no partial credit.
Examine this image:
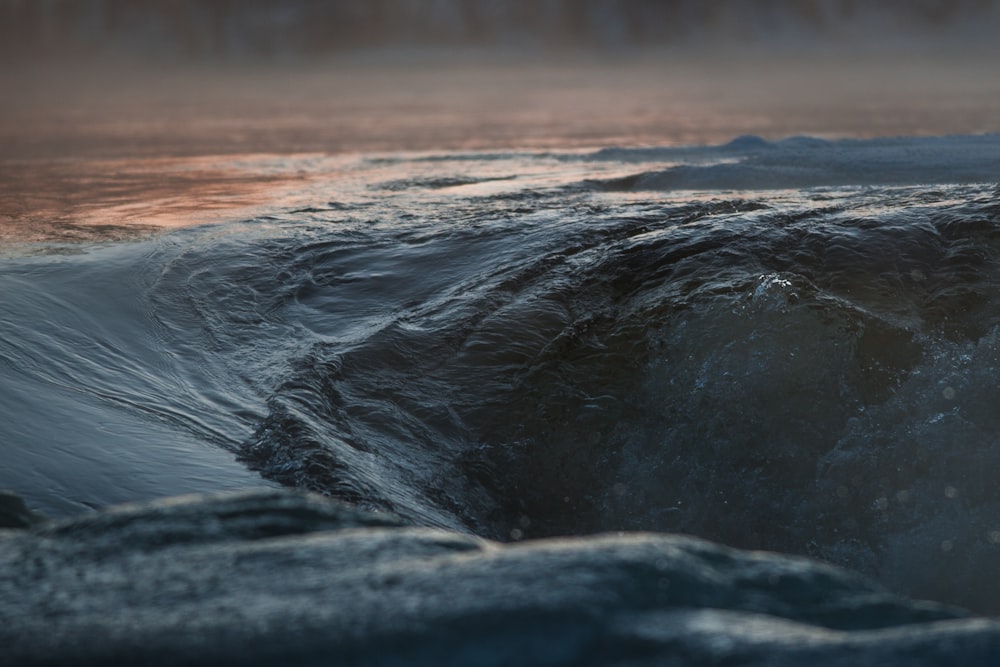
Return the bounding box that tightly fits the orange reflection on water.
[0,154,331,246]
[4,56,1000,250]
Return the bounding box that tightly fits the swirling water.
[3,136,1000,612]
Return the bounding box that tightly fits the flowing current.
[3,135,1000,613]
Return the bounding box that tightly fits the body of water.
[3,134,1000,613]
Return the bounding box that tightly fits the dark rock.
[0,490,44,529]
[1,488,998,666]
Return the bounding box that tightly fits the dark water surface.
[3,135,1000,613]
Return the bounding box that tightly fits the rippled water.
[3,135,1000,612]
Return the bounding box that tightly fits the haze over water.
[3,0,1000,242]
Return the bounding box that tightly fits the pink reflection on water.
[3,57,999,246]
[0,154,342,245]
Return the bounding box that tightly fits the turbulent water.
[3,135,1000,613]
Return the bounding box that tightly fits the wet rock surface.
[0,490,44,529]
[2,488,999,666]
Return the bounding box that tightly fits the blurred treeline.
[2,0,998,62]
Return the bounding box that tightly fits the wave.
[226,169,1000,611]
[4,138,1000,614]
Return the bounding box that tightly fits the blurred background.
[3,1,1000,240]
[4,0,1000,157]
[3,0,1000,62]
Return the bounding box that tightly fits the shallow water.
[3,135,1000,612]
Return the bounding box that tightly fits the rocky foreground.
[2,489,999,666]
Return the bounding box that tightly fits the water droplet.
[943,386,956,400]
[509,528,523,541]
[941,540,954,552]
[944,486,958,499]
